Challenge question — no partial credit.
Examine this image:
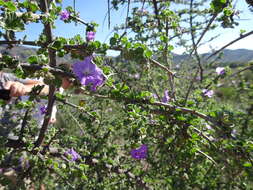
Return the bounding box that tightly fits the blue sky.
[15,0,253,54]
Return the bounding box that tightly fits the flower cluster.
[60,10,70,21]
[39,105,47,115]
[86,31,95,41]
[162,90,170,103]
[15,156,30,172]
[130,144,148,160]
[73,56,105,91]
[202,89,214,98]
[216,67,225,75]
[65,148,81,162]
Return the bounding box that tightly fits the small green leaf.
[5,1,17,11]
[243,162,252,167]
[28,55,38,64]
[110,37,117,46]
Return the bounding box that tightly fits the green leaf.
[243,162,252,167]
[144,49,152,58]
[5,1,17,11]
[110,37,117,46]
[28,55,38,64]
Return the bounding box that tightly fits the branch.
[152,0,161,31]
[18,108,30,141]
[69,15,89,26]
[197,149,217,165]
[190,13,218,56]
[20,63,75,78]
[0,40,39,46]
[34,0,57,148]
[149,58,176,76]
[56,98,96,120]
[189,0,203,81]
[81,92,220,127]
[206,30,253,60]
[229,64,253,78]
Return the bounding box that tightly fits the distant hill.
[173,49,253,65]
[0,45,73,64]
[1,45,253,66]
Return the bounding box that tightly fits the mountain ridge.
[0,45,253,65]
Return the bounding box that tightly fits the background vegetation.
[0,0,253,189]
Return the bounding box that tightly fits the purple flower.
[39,105,47,115]
[162,90,170,103]
[152,93,158,99]
[130,144,148,160]
[73,56,105,91]
[195,76,201,81]
[65,148,81,161]
[205,124,212,130]
[202,89,214,98]
[86,31,95,41]
[15,156,30,172]
[215,67,225,75]
[60,10,70,21]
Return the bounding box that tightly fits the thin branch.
[69,15,89,26]
[20,63,75,78]
[0,40,39,46]
[206,30,253,60]
[56,97,96,120]
[152,0,161,31]
[67,111,85,135]
[81,92,220,127]
[18,109,30,141]
[108,0,111,29]
[229,64,253,78]
[190,13,218,56]
[183,69,199,106]
[189,0,203,81]
[149,58,176,76]
[197,149,217,165]
[191,126,216,148]
[34,0,57,148]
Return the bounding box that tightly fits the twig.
[206,30,253,60]
[183,69,199,106]
[20,63,75,78]
[19,109,30,141]
[108,0,111,29]
[197,149,217,165]
[189,0,203,81]
[67,111,85,135]
[228,64,253,78]
[81,92,220,127]
[0,40,39,46]
[149,58,176,76]
[56,98,96,120]
[191,126,216,148]
[69,15,89,26]
[152,0,161,31]
[34,0,57,148]
[190,13,218,56]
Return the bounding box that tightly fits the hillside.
[1,45,253,65]
[173,49,253,65]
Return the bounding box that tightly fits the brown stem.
[34,0,57,148]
